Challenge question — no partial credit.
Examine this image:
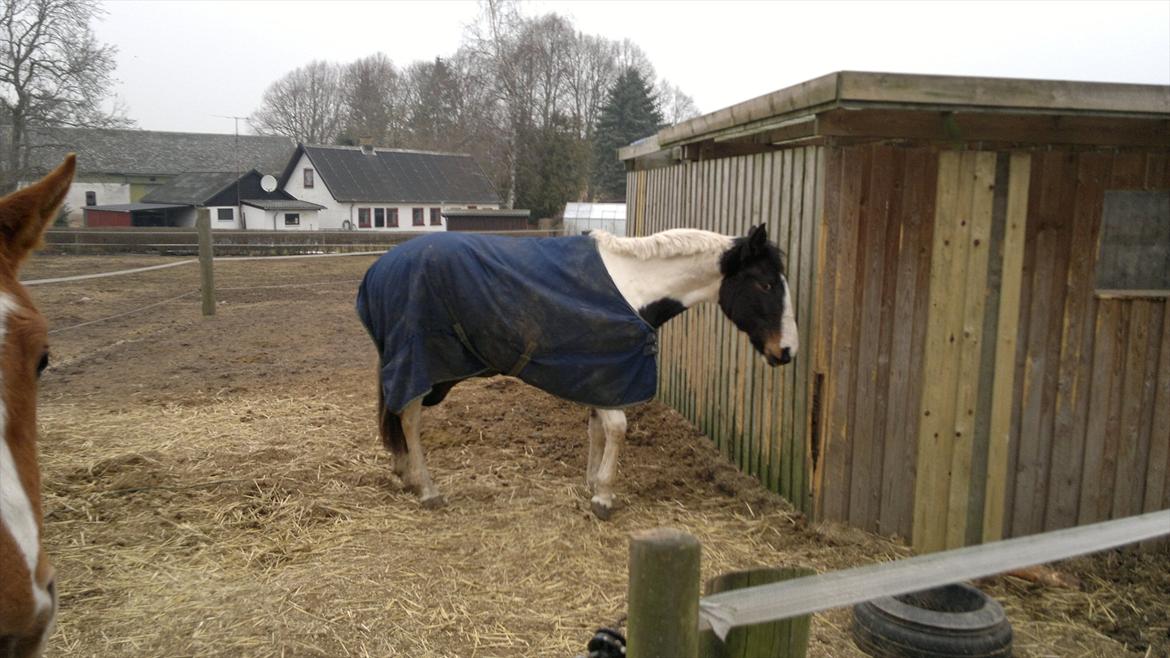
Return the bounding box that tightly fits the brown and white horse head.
[718,224,799,367]
[0,154,74,658]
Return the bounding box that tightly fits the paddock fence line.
[626,509,1170,657]
[43,227,558,256]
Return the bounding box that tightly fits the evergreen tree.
[591,67,662,201]
[514,114,588,220]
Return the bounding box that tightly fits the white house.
[277,144,501,231]
[83,170,323,229]
[11,126,294,224]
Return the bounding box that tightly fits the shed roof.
[15,127,295,177]
[242,199,326,211]
[621,71,1170,161]
[280,144,500,204]
[442,209,530,218]
[83,203,191,212]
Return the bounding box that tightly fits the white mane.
[590,228,733,260]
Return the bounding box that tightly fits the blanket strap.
[507,340,539,377]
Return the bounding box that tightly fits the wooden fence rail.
[43,228,557,256]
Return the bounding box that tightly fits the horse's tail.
[376,368,407,455]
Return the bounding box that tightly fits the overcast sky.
[97,0,1170,135]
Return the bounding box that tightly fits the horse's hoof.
[420,493,447,510]
[590,498,614,521]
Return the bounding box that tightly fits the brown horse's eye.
[37,351,49,377]
[757,282,772,292]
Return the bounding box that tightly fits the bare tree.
[461,0,528,206]
[613,39,656,86]
[655,80,700,125]
[0,0,128,191]
[250,60,345,145]
[402,57,465,151]
[565,33,618,140]
[339,53,406,146]
[518,13,575,131]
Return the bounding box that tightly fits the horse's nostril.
[779,348,792,365]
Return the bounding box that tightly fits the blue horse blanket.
[357,233,658,414]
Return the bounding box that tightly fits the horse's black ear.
[748,224,768,254]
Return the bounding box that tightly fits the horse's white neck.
[591,229,732,319]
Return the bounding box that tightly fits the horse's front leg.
[585,409,606,490]
[400,398,445,509]
[589,408,626,520]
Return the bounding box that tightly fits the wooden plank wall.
[910,152,1032,553]
[625,147,822,515]
[1003,150,1170,539]
[811,144,939,541]
[628,145,1170,548]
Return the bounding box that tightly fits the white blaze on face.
[0,292,52,616]
[780,277,799,356]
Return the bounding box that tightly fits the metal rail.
[697,510,1170,640]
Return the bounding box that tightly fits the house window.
[412,208,424,226]
[304,168,315,188]
[358,207,371,228]
[430,208,442,226]
[85,191,96,206]
[217,208,234,221]
[284,213,301,226]
[1096,191,1170,291]
[387,208,399,228]
[374,208,385,228]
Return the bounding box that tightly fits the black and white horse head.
[718,224,798,366]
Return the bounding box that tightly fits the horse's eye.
[37,351,49,377]
[757,282,772,292]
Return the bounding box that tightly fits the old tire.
[852,584,1012,657]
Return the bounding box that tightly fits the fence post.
[627,528,701,658]
[197,210,215,316]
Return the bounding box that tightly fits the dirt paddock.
[23,252,1169,657]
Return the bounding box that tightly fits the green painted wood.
[699,567,815,658]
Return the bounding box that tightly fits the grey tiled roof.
[282,145,500,204]
[140,171,240,204]
[16,127,295,177]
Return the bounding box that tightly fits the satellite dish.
[260,175,277,192]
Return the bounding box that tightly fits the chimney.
[359,136,375,155]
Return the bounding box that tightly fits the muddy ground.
[22,253,1169,657]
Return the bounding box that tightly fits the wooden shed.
[619,71,1170,553]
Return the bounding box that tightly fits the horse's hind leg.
[377,371,410,483]
[589,408,627,520]
[400,398,445,509]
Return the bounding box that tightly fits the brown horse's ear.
[0,154,76,266]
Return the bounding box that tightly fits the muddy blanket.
[357,233,658,414]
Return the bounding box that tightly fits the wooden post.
[197,210,215,316]
[627,528,701,658]
[699,567,815,658]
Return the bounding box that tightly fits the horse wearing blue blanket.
[357,225,798,519]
